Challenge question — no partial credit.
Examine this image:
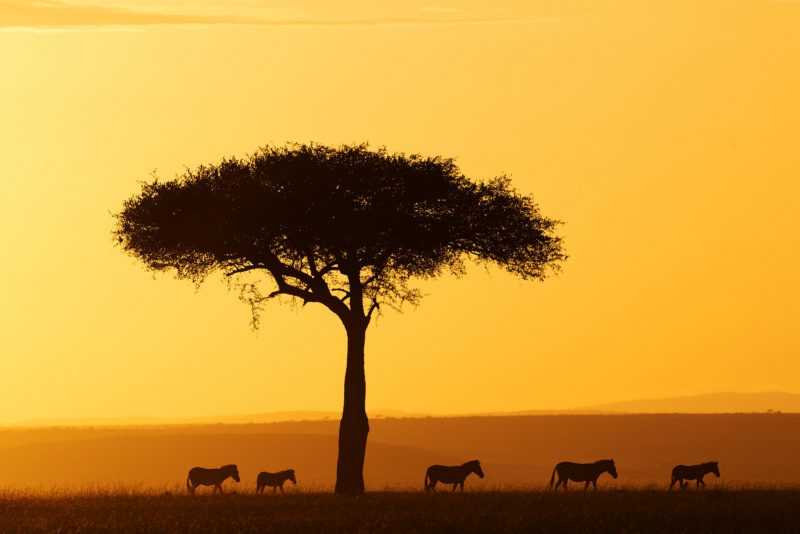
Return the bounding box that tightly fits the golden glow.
[1,0,799,423]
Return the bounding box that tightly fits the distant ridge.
[7,392,799,428]
[9,412,338,428]
[582,391,800,414]
[7,409,426,428]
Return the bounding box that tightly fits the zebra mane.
[463,459,481,466]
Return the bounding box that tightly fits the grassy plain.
[2,415,799,531]
[1,488,799,533]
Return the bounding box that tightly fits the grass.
[1,488,799,533]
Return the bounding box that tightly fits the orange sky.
[1,0,799,424]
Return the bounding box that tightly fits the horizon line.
[4,390,799,427]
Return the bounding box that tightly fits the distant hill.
[11,409,427,428]
[583,392,800,414]
[9,392,800,428]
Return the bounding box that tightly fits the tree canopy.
[114,143,566,327]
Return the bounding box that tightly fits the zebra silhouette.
[256,469,297,494]
[548,459,618,491]
[670,461,720,490]
[186,464,240,495]
[424,460,484,492]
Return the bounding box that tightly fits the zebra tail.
[548,466,557,490]
[186,477,191,493]
[424,472,429,492]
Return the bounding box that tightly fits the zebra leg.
[430,480,437,492]
[592,480,598,491]
[699,477,706,490]
[280,483,285,494]
[460,481,465,492]
[584,481,590,491]
[451,483,457,492]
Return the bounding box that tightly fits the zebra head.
[711,461,720,477]
[607,459,618,479]
[467,460,485,478]
[289,469,297,484]
[223,464,241,482]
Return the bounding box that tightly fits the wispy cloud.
[0,0,552,30]
[420,6,463,14]
[0,0,244,28]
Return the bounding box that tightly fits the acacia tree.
[114,143,565,494]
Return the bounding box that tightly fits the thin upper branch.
[268,273,317,304]
[225,264,266,277]
[366,299,380,321]
[259,252,351,320]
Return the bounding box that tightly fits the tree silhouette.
[113,143,566,494]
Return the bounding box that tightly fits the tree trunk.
[334,321,369,495]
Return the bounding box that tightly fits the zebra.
[186,464,240,495]
[670,461,720,490]
[548,459,618,491]
[424,460,484,492]
[256,469,297,494]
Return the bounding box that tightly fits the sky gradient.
[1,0,799,424]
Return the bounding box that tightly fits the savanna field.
[0,415,799,532]
[1,488,800,533]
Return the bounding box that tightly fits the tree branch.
[305,251,319,277]
[271,276,318,305]
[366,299,380,321]
[361,271,382,289]
[225,264,266,277]
[260,251,351,320]
[318,261,339,277]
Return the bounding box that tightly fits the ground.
[1,489,799,533]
